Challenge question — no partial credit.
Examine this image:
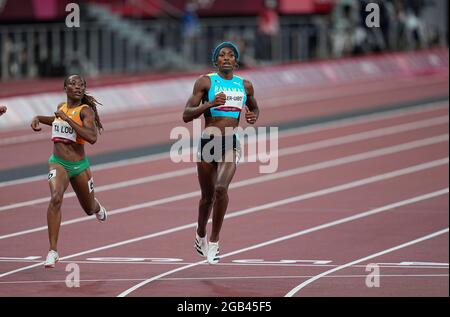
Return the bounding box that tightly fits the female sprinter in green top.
[31,74,107,268]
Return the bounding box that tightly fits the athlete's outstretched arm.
[30,103,65,131]
[54,106,98,144]
[183,76,225,123]
[244,79,259,124]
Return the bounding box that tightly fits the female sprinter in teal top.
[183,42,259,264]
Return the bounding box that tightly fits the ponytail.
[81,93,103,133]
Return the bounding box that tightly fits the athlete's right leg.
[47,163,70,252]
[196,161,217,237]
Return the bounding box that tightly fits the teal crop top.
[203,72,247,119]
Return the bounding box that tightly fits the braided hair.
[81,92,103,133]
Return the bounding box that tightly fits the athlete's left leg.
[70,168,104,218]
[209,160,237,243]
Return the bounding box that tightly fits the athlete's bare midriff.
[53,142,86,161]
[204,116,239,136]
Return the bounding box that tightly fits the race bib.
[51,119,77,143]
[214,90,245,112]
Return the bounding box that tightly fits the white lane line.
[117,188,449,297]
[0,99,447,188]
[0,168,196,212]
[1,114,447,212]
[0,134,447,241]
[0,274,448,285]
[2,73,446,146]
[285,228,449,297]
[0,259,448,270]
[0,160,447,280]
[260,75,448,110]
[1,75,443,146]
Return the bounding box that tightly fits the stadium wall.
[0,48,447,131]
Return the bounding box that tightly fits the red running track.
[0,73,448,297]
[0,73,447,169]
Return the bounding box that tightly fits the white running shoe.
[207,242,220,264]
[95,198,107,223]
[44,250,59,268]
[194,231,209,257]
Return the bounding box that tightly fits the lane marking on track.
[0,135,447,240]
[0,274,448,285]
[0,258,448,270]
[0,114,447,212]
[0,256,41,261]
[1,76,445,146]
[285,228,449,296]
[379,261,449,266]
[1,164,448,280]
[0,99,447,188]
[117,188,449,297]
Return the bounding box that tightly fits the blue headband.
[212,42,240,65]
